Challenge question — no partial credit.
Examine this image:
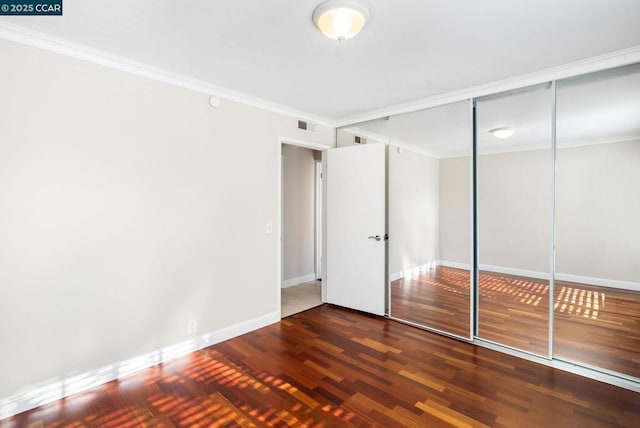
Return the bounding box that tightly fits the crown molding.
[0,21,333,127]
[343,125,446,158]
[1,21,639,130]
[335,45,640,127]
[341,125,389,144]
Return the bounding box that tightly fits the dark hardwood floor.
[3,304,639,427]
[391,266,640,378]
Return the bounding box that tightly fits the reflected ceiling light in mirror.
[313,0,370,42]
[490,127,515,139]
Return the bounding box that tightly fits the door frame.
[277,137,330,318]
[315,159,323,280]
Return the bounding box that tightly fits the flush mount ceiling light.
[490,127,515,139]
[313,0,370,42]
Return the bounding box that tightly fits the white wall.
[282,145,316,285]
[337,129,356,147]
[439,156,471,265]
[389,146,439,277]
[437,141,640,286]
[556,140,640,283]
[477,149,553,273]
[0,38,334,400]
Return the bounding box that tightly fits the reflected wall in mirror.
[387,101,472,339]
[554,65,640,378]
[476,85,552,356]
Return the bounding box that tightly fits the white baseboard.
[479,263,550,281]
[0,311,280,420]
[554,273,639,292]
[437,260,471,270]
[436,260,640,291]
[390,262,437,281]
[281,273,317,288]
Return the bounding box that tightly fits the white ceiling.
[1,0,640,124]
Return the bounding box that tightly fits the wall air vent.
[297,119,317,132]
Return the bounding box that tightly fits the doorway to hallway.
[281,143,323,317]
[281,280,322,317]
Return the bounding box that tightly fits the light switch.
[266,222,273,234]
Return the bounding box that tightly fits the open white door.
[326,143,386,315]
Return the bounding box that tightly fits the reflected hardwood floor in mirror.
[477,271,550,356]
[391,266,640,377]
[554,280,640,378]
[391,267,471,338]
[3,305,638,427]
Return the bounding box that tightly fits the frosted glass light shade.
[313,0,370,41]
[490,127,515,139]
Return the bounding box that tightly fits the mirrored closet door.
[334,62,640,386]
[387,101,473,339]
[554,65,640,378]
[475,84,553,356]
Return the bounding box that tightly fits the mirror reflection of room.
[476,84,553,356]
[336,64,639,380]
[554,66,640,378]
[386,101,473,339]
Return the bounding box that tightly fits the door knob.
[368,235,382,241]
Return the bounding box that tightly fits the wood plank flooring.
[390,268,471,338]
[3,304,639,427]
[477,271,550,356]
[391,267,640,378]
[554,280,640,378]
